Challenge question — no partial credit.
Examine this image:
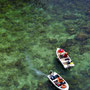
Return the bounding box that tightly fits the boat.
[47,71,69,90]
[56,48,75,69]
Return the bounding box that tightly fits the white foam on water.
[25,55,47,77]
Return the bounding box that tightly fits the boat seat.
[65,58,70,60]
[54,80,61,87]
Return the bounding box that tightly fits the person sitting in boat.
[57,77,64,84]
[57,77,61,82]
[54,77,61,86]
[49,71,55,80]
[63,52,68,58]
[60,79,66,85]
[50,75,55,80]
[56,48,68,58]
[55,77,65,86]
[56,48,64,58]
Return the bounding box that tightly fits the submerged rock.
[75,32,88,41]
[48,38,58,44]
[13,80,19,87]
[39,30,46,33]
[66,27,76,35]
[60,39,77,49]
[36,82,44,90]
[14,59,25,71]
[80,25,88,30]
[79,44,90,54]
[37,81,43,88]
[80,25,90,34]
[87,69,90,77]
[85,28,90,34]
[60,39,78,53]
[63,14,79,20]
[80,69,90,79]
[21,84,30,90]
[86,10,90,16]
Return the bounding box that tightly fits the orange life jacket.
[61,84,66,88]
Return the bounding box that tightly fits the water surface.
[0,0,90,90]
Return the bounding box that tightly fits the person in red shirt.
[56,48,64,58]
[56,48,68,58]
[63,52,68,58]
[58,49,64,53]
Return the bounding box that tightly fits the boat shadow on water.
[46,80,59,90]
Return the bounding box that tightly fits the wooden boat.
[47,71,69,90]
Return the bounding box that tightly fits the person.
[50,71,55,80]
[59,78,66,86]
[63,52,68,58]
[56,77,65,86]
[57,77,60,82]
[58,49,64,53]
[54,77,61,86]
[57,76,64,83]
[67,60,70,64]
[56,48,64,58]
[50,75,55,80]
[54,80,61,87]
[61,84,66,88]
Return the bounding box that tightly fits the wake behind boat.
[47,71,69,90]
[56,48,75,69]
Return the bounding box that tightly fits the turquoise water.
[0,0,90,90]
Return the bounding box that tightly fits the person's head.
[49,70,53,74]
[58,49,64,53]
[66,52,68,54]
[60,79,63,82]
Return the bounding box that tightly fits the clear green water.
[0,0,90,90]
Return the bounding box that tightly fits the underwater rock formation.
[60,39,77,49]
[63,14,79,20]
[14,58,26,73]
[66,27,76,35]
[48,38,58,44]
[0,0,90,90]
[84,28,90,34]
[75,32,88,41]
[79,46,89,54]
[86,10,90,16]
[21,84,30,90]
[80,25,90,34]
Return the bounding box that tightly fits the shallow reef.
[0,0,90,90]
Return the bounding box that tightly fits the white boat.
[47,71,69,90]
[56,48,75,69]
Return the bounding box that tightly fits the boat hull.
[58,56,75,69]
[56,48,75,69]
[47,72,69,90]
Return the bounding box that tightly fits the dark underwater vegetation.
[0,0,90,90]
